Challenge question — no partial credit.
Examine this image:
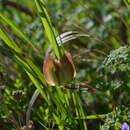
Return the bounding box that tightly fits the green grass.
[0,0,130,129]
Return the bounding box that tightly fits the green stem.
[75,113,108,120]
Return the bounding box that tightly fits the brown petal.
[43,51,76,86]
[43,56,59,86]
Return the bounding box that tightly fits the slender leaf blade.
[34,0,62,59]
[0,28,22,53]
[0,13,37,52]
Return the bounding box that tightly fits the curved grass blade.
[56,31,107,46]
[47,31,108,56]
[0,13,38,52]
[0,29,22,53]
[34,0,62,59]
[26,89,40,126]
[0,28,47,86]
[25,70,49,104]
[24,58,47,86]
[0,28,49,103]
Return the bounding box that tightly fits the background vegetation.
[0,0,130,129]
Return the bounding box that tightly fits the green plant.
[0,0,130,129]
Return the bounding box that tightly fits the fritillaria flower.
[121,122,129,130]
[43,51,76,86]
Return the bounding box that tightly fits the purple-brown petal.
[43,51,76,86]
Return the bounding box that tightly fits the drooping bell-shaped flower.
[121,122,129,130]
[43,51,76,86]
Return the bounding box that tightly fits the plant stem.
[75,113,108,120]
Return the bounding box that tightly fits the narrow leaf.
[0,28,22,53]
[34,0,62,59]
[25,70,49,104]
[0,28,48,104]
[0,13,37,52]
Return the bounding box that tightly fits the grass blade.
[0,29,22,53]
[0,28,49,104]
[34,0,62,59]
[25,70,49,104]
[25,58,47,86]
[0,13,37,52]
